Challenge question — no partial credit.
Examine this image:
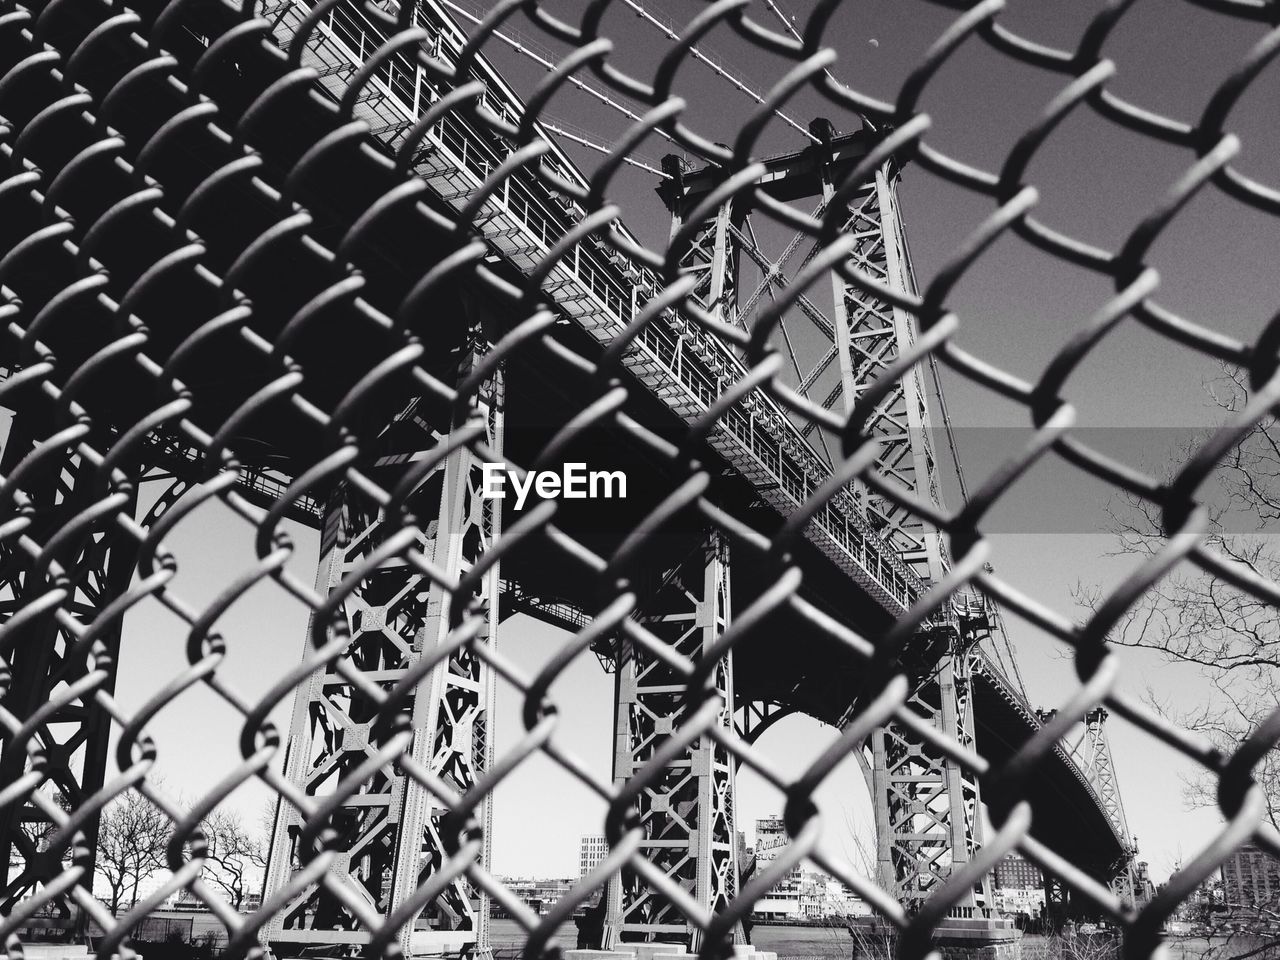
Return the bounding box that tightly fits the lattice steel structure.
[263,351,503,956]
[604,532,742,949]
[0,423,137,917]
[1053,707,1141,908]
[658,135,986,914]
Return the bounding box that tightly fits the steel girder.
[658,145,995,920]
[603,533,742,951]
[263,364,503,957]
[0,414,140,920]
[863,623,989,911]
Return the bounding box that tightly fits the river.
[486,919,1273,960]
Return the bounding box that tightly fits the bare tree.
[1077,368,1280,831]
[199,808,268,911]
[97,791,169,915]
[11,791,72,876]
[1077,369,1280,956]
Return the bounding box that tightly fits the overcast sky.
[103,0,1280,900]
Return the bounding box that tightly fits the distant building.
[799,872,871,920]
[756,815,787,859]
[993,851,1043,890]
[1222,842,1280,917]
[1131,860,1155,905]
[490,877,576,917]
[579,835,609,879]
[992,886,1045,920]
[991,851,1044,919]
[747,817,867,922]
[1173,874,1224,923]
[752,816,802,920]
[172,888,262,913]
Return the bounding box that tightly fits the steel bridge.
[0,0,1137,956]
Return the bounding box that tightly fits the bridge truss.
[657,128,992,916]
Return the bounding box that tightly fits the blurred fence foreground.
[0,2,1278,960]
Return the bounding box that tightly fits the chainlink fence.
[0,1,1278,960]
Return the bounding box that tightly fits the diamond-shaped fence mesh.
[0,2,1277,960]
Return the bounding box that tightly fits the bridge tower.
[629,118,990,931]
[603,532,743,950]
[1044,706,1142,919]
[1081,709,1133,852]
[1081,708,1143,906]
[262,353,503,959]
[0,413,141,920]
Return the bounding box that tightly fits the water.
[487,919,870,959]
[487,919,1278,960]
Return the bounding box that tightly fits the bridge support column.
[264,355,502,958]
[863,625,988,911]
[1083,708,1142,906]
[0,414,141,919]
[824,161,945,581]
[1043,874,1070,929]
[658,157,741,329]
[604,531,742,952]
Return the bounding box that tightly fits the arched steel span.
[498,568,1128,885]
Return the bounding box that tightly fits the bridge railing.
[267,0,924,612]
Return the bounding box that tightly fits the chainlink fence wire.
[0,2,1278,960]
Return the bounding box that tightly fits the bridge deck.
[262,0,925,615]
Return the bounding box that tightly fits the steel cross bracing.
[263,358,503,956]
[262,0,925,616]
[660,127,994,912]
[1040,705,1134,851]
[0,420,137,919]
[255,0,991,935]
[0,0,1252,953]
[731,617,996,912]
[604,533,742,950]
[976,663,1125,855]
[1038,707,1141,916]
[682,160,947,582]
[1053,707,1141,903]
[1083,709,1132,845]
[259,0,1061,937]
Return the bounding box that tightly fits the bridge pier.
[604,531,743,953]
[657,117,997,916]
[263,347,503,959]
[0,415,140,919]
[862,617,989,910]
[845,915,1021,960]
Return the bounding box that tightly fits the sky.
[96,0,1280,902]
